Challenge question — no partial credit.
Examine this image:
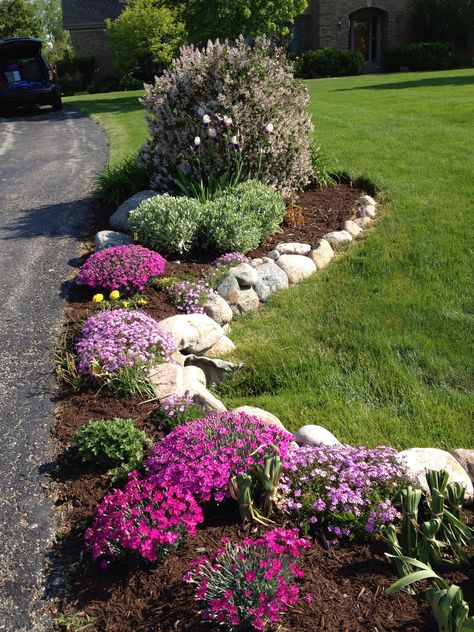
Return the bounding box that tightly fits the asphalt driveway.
[0,107,107,631]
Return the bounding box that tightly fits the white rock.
[323,230,353,249]
[398,448,474,500]
[294,425,342,447]
[276,254,316,285]
[309,239,334,270]
[360,204,377,219]
[183,365,207,389]
[354,217,372,228]
[451,449,474,483]
[149,364,184,400]
[159,314,223,353]
[203,336,236,358]
[343,220,363,237]
[185,384,227,413]
[250,258,265,267]
[230,262,259,287]
[275,242,311,256]
[358,194,376,207]
[233,406,286,431]
[221,286,260,316]
[203,293,233,326]
[267,249,280,261]
[95,230,132,251]
[169,350,185,366]
[110,190,157,231]
[222,323,231,336]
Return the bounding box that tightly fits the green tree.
[0,0,42,39]
[106,0,186,78]
[33,0,72,62]
[169,0,307,45]
[409,0,474,51]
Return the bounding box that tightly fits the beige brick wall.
[70,28,116,77]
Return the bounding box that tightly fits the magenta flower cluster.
[146,411,294,503]
[85,472,203,568]
[76,309,176,377]
[169,278,215,314]
[77,244,166,292]
[280,445,408,541]
[213,252,250,267]
[184,528,311,630]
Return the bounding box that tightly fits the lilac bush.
[184,528,311,631]
[76,309,175,378]
[146,411,294,503]
[77,244,166,293]
[280,445,410,542]
[169,278,215,314]
[85,472,203,568]
[140,36,313,196]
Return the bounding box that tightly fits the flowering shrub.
[169,278,215,314]
[152,394,204,434]
[77,245,166,292]
[76,309,175,378]
[184,528,311,630]
[280,445,410,541]
[146,411,294,503]
[129,194,202,256]
[85,473,203,568]
[140,36,313,196]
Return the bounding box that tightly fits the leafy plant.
[54,611,96,631]
[94,153,152,206]
[76,418,149,481]
[294,48,363,79]
[108,365,155,399]
[151,394,204,434]
[310,141,336,188]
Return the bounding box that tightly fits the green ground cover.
[67,70,474,449]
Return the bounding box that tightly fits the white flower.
[265,122,274,133]
[223,115,233,125]
[230,135,238,145]
[202,114,211,124]
[208,127,217,138]
[196,107,205,116]
[194,136,201,146]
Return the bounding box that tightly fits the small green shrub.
[94,153,152,205]
[199,180,286,254]
[56,52,96,96]
[294,48,363,79]
[129,194,202,256]
[384,42,455,72]
[76,418,149,481]
[310,141,336,188]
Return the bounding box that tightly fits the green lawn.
[67,70,474,450]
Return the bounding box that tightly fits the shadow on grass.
[67,94,144,116]
[336,73,474,91]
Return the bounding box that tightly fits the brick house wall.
[69,28,115,77]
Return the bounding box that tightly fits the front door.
[350,10,382,64]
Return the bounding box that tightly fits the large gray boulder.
[276,254,316,285]
[323,230,353,250]
[202,293,233,326]
[95,230,132,251]
[229,263,259,287]
[254,259,289,303]
[233,406,287,431]
[109,190,157,231]
[159,314,224,353]
[275,242,311,256]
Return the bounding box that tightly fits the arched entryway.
[349,8,388,66]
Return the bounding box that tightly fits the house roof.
[62,0,124,28]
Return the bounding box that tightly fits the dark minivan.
[0,37,62,113]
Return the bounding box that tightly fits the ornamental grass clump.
[280,445,410,542]
[85,473,203,569]
[77,244,166,293]
[140,36,313,196]
[184,528,311,631]
[146,411,294,503]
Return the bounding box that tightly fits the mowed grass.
[67,70,474,449]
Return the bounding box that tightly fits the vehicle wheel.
[52,92,63,111]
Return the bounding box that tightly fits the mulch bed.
[50,183,474,630]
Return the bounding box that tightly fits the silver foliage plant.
[139,36,314,197]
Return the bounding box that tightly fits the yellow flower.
[92,293,104,303]
[121,300,130,308]
[109,290,120,300]
[137,298,148,306]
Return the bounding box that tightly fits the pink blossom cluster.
[76,309,176,376]
[213,252,250,267]
[146,411,294,503]
[169,278,215,314]
[184,528,311,630]
[280,445,409,541]
[77,244,166,292]
[85,472,203,568]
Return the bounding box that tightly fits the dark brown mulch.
[51,183,474,631]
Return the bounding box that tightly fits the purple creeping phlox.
[169,278,215,314]
[280,445,410,542]
[85,472,203,568]
[77,244,166,292]
[76,309,176,377]
[184,528,312,630]
[213,252,250,267]
[146,411,294,503]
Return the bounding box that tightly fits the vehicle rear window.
[1,55,47,89]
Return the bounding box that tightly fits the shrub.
[129,194,202,256]
[85,472,203,568]
[146,411,294,503]
[94,153,152,206]
[140,36,314,196]
[76,418,149,481]
[199,180,286,254]
[294,48,363,79]
[56,52,96,96]
[77,244,166,293]
[184,528,311,631]
[152,394,204,434]
[169,278,215,314]
[280,445,411,541]
[76,309,175,380]
[384,42,455,72]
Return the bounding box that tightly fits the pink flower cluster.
[280,445,409,541]
[169,278,215,314]
[85,472,203,568]
[213,252,250,267]
[76,309,176,376]
[146,411,294,503]
[77,245,166,292]
[184,528,311,630]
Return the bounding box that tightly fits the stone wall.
[69,28,116,78]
